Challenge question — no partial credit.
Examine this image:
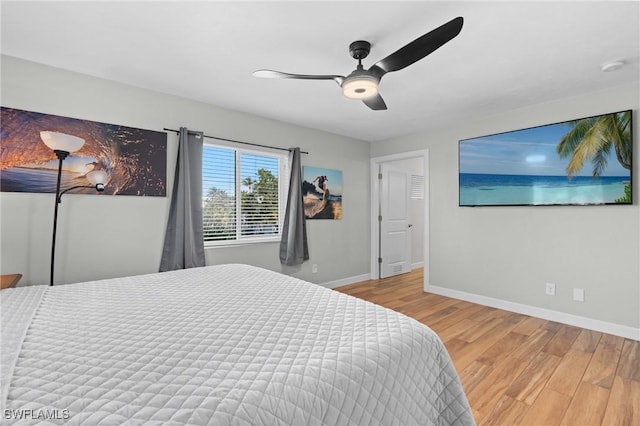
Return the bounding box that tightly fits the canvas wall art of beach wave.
[0,107,167,197]
[459,110,632,206]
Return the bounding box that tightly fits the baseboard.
[428,285,640,341]
[411,261,424,269]
[321,273,371,289]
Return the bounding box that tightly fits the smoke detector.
[600,60,625,72]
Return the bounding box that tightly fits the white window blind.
[202,142,288,244]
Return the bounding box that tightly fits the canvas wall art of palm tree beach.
[458,110,632,206]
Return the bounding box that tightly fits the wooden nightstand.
[0,274,22,289]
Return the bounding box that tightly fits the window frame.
[202,139,290,247]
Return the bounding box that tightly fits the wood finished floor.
[335,268,640,426]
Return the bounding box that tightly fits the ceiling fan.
[253,17,463,111]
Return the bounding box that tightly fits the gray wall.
[3,55,638,332]
[0,55,371,286]
[371,82,640,329]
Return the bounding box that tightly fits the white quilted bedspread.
[1,264,474,425]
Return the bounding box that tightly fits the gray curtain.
[159,127,206,271]
[280,147,309,265]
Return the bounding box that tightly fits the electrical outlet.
[312,264,318,274]
[545,282,556,296]
[573,288,585,302]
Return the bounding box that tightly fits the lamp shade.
[40,131,85,153]
[86,170,108,186]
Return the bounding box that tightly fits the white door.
[379,164,412,278]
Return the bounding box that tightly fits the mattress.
[1,264,474,425]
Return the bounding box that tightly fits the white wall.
[0,55,371,287]
[371,82,640,333]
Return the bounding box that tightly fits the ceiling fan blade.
[362,93,387,111]
[253,70,344,85]
[371,16,463,76]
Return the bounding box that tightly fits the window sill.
[204,237,281,248]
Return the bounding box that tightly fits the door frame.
[370,149,430,291]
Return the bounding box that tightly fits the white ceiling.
[1,1,639,142]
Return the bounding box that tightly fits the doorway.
[370,150,429,290]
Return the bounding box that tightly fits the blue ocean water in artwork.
[459,173,630,206]
[0,167,94,194]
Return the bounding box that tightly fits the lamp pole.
[42,131,106,286]
[50,150,69,287]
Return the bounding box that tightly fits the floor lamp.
[41,131,108,286]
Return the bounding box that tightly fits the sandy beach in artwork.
[304,189,343,219]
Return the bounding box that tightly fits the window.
[202,142,289,245]
[410,174,424,199]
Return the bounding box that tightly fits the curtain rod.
[163,128,309,155]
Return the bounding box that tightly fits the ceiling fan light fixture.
[342,75,379,99]
[254,17,463,110]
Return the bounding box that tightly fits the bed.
[1,264,474,425]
